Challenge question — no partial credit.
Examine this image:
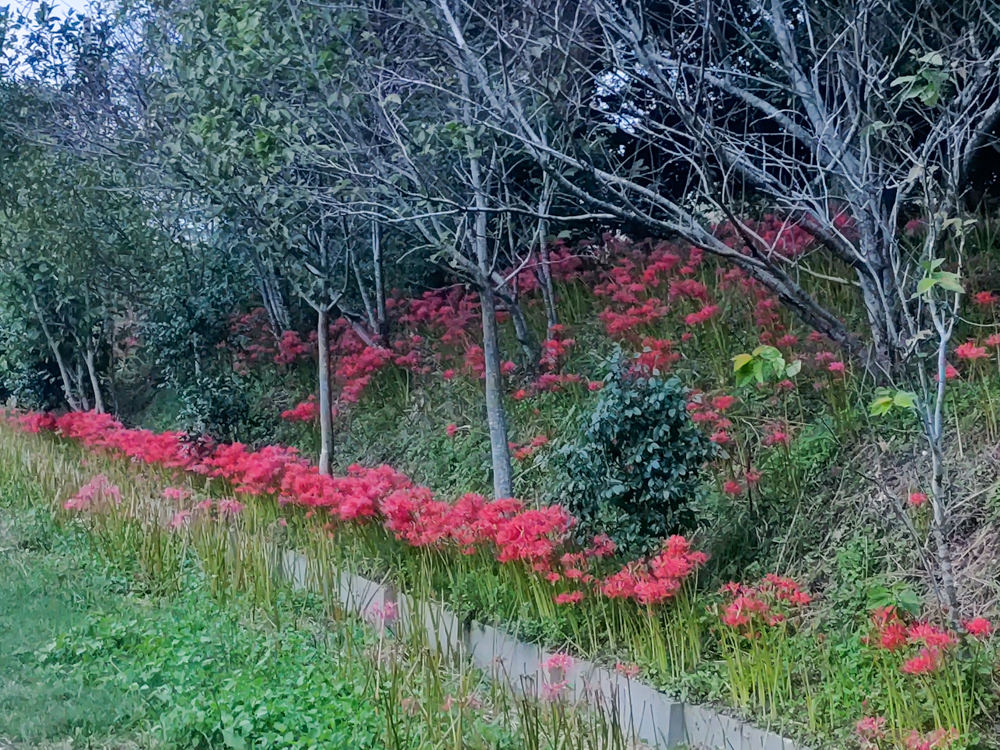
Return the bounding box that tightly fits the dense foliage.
[556,350,715,556]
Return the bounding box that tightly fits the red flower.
[974,290,998,307]
[587,380,604,392]
[828,361,845,373]
[907,622,956,648]
[901,647,943,675]
[712,395,737,411]
[964,617,992,639]
[986,334,1000,347]
[908,492,928,508]
[554,591,584,605]
[446,423,458,438]
[723,480,743,495]
[955,341,988,361]
[685,304,720,326]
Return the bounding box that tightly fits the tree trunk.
[929,442,960,624]
[253,251,291,336]
[31,294,79,411]
[351,247,378,336]
[83,346,104,414]
[504,295,539,369]
[317,306,333,475]
[479,283,514,499]
[538,239,559,334]
[373,221,389,343]
[461,69,513,499]
[535,177,559,333]
[74,362,90,412]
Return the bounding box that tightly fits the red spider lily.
[907,622,956,649]
[955,341,988,361]
[762,423,791,447]
[710,431,733,445]
[936,364,960,381]
[901,647,944,675]
[909,492,929,507]
[904,728,959,750]
[723,480,743,495]
[719,574,810,632]
[218,499,245,517]
[963,617,992,639]
[856,715,887,746]
[281,397,319,423]
[587,380,604,391]
[615,662,641,679]
[776,334,799,349]
[446,423,458,437]
[867,606,909,652]
[64,474,121,512]
[685,304,720,326]
[163,487,190,501]
[828,361,846,373]
[554,591,585,605]
[974,290,998,307]
[712,395,738,411]
[986,334,1000,347]
[585,534,617,558]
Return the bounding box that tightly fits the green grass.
[0,468,387,749]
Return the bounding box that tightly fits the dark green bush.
[554,349,715,557]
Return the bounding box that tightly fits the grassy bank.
[0,426,650,750]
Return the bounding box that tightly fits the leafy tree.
[555,350,715,557]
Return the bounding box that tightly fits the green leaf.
[869,396,894,416]
[916,277,937,295]
[732,353,753,372]
[915,51,944,66]
[785,360,802,378]
[893,391,917,409]
[935,272,964,294]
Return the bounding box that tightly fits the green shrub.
[553,349,715,556]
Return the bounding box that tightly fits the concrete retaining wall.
[279,549,805,750]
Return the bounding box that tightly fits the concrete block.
[396,592,467,658]
[467,620,544,694]
[683,703,801,750]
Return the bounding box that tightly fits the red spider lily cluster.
[6,409,708,609]
[856,717,959,750]
[718,574,811,631]
[864,606,992,676]
[599,536,708,606]
[281,396,319,423]
[64,473,121,512]
[509,434,549,462]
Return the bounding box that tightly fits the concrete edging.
[280,550,803,750]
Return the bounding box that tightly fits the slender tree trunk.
[505,295,539,368]
[373,221,389,343]
[31,294,79,411]
[253,252,290,336]
[83,346,104,414]
[461,69,513,498]
[317,306,333,475]
[350,247,378,335]
[74,362,90,412]
[535,177,559,333]
[479,283,514,498]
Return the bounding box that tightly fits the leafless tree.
[416,0,1000,617]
